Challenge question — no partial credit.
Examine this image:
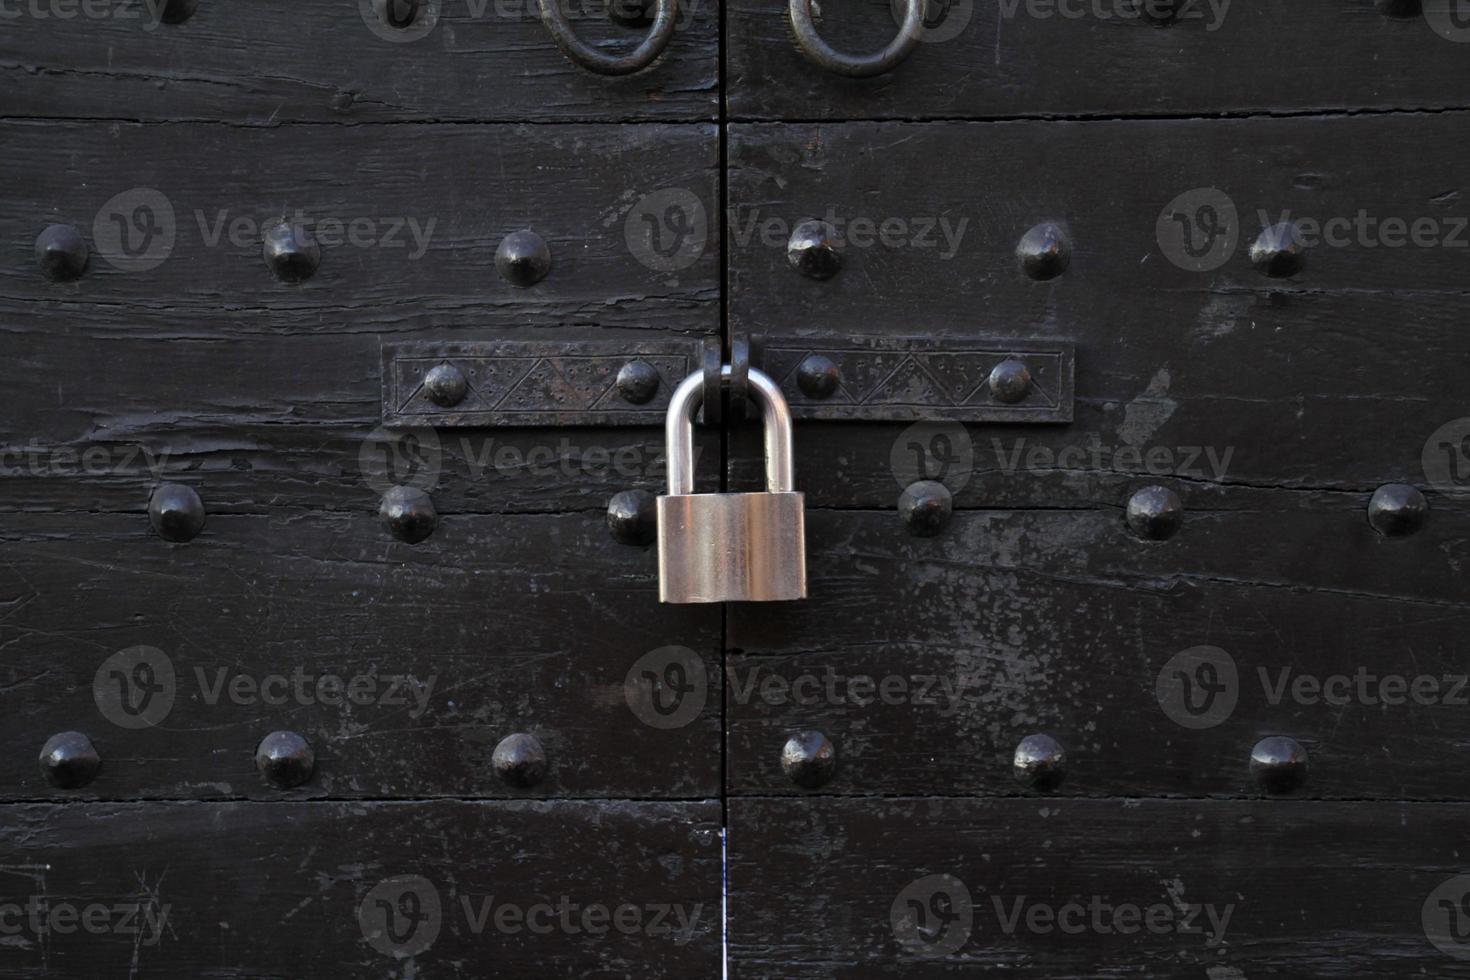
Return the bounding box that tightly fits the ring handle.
[538,0,679,76]
[788,0,923,78]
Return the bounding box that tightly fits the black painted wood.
[0,799,721,977]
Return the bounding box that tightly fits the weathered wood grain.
[729,797,1470,978]
[728,0,1470,120]
[0,0,718,123]
[728,114,1470,503]
[0,511,720,800]
[0,799,721,978]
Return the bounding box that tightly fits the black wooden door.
[6,2,1470,977]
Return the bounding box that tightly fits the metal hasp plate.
[755,336,1075,423]
[381,339,706,428]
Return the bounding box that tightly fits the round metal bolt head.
[607,489,657,547]
[149,483,206,542]
[899,480,953,538]
[988,358,1033,404]
[380,486,438,543]
[256,731,315,789]
[496,229,551,287]
[492,733,547,789]
[262,221,321,283]
[1250,222,1307,278]
[787,220,842,281]
[615,360,661,405]
[1368,483,1428,537]
[158,0,197,22]
[1250,736,1307,795]
[1013,733,1066,791]
[35,224,89,281]
[781,731,837,789]
[796,354,841,399]
[1016,223,1070,281]
[39,732,100,790]
[1126,485,1183,541]
[423,363,468,408]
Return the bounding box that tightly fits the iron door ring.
[789,0,923,78]
[538,0,680,76]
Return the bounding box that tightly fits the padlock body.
[657,492,807,603]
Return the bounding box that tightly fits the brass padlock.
[658,365,807,604]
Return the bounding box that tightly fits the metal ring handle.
[667,366,795,497]
[788,0,923,78]
[538,0,679,76]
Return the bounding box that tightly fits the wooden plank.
[0,799,721,977]
[729,797,1470,978]
[728,0,1470,120]
[0,1,718,123]
[0,511,720,800]
[728,114,1470,503]
[728,506,1470,799]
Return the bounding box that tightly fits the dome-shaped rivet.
[1375,0,1420,16]
[615,361,661,405]
[373,0,426,27]
[1126,485,1183,541]
[1250,222,1307,278]
[262,221,321,283]
[1250,735,1307,795]
[796,354,841,399]
[492,732,547,789]
[39,732,100,790]
[787,220,842,281]
[1368,483,1428,537]
[35,224,89,282]
[609,0,655,25]
[1016,223,1070,281]
[1013,733,1066,791]
[988,358,1033,404]
[781,730,837,789]
[255,730,315,789]
[158,0,197,22]
[423,363,468,408]
[496,229,551,287]
[898,480,953,538]
[380,486,437,543]
[607,489,657,547]
[149,483,206,542]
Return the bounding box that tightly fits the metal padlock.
[658,365,807,604]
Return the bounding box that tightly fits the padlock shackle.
[666,365,795,496]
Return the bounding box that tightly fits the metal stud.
[423,363,468,408]
[1250,222,1307,278]
[781,730,837,789]
[607,489,657,546]
[158,0,197,22]
[1250,735,1307,795]
[379,486,438,543]
[1368,483,1428,537]
[1125,485,1183,541]
[255,731,315,789]
[149,483,206,542]
[262,221,321,283]
[616,360,661,405]
[899,480,953,538]
[495,229,551,287]
[1016,223,1070,281]
[39,732,100,790]
[786,220,842,281]
[492,732,547,789]
[35,224,89,282]
[1013,733,1066,791]
[796,354,841,399]
[988,358,1033,404]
